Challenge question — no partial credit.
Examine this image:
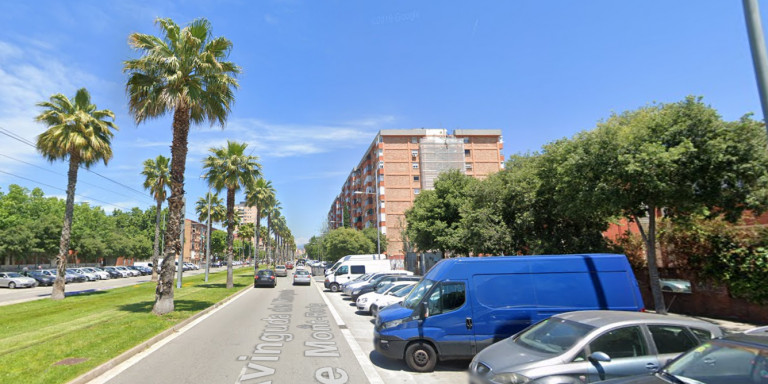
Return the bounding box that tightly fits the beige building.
[235,202,259,225]
[327,129,504,258]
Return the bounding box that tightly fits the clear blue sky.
[0,1,766,247]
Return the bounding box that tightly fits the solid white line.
[314,280,385,384]
[86,287,252,384]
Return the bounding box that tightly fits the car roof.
[554,310,720,331]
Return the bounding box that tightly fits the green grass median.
[0,267,256,384]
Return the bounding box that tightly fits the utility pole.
[743,0,768,131]
[205,189,211,282]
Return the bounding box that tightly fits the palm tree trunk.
[51,156,79,300]
[255,209,261,265]
[151,199,162,282]
[226,187,235,288]
[154,106,190,315]
[266,213,272,265]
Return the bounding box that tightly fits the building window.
[378,161,384,169]
[412,163,419,169]
[413,175,420,181]
[411,137,418,144]
[463,137,470,144]
[414,188,420,195]
[411,150,418,158]
[465,163,473,170]
[464,149,471,156]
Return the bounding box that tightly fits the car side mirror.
[418,301,429,320]
[588,351,611,363]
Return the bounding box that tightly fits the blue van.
[373,254,644,372]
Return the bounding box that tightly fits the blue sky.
[0,1,766,248]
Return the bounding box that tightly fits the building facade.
[327,129,504,258]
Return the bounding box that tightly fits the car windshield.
[402,279,435,309]
[662,340,768,383]
[297,270,309,275]
[392,284,415,297]
[6,272,22,278]
[514,317,595,354]
[276,266,285,270]
[376,283,395,294]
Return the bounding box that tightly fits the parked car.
[82,267,110,280]
[26,270,56,286]
[341,273,377,295]
[0,272,38,288]
[127,266,149,276]
[357,281,417,314]
[350,274,420,300]
[375,254,645,372]
[254,269,277,288]
[102,266,124,278]
[275,265,288,277]
[64,270,87,282]
[468,310,723,384]
[68,268,97,281]
[371,283,416,317]
[343,271,413,296]
[41,269,73,283]
[599,326,768,384]
[116,266,139,277]
[292,269,312,285]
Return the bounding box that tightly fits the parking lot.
[314,274,469,384]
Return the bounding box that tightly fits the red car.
[285,262,294,270]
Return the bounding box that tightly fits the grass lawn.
[0,266,256,384]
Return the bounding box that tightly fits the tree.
[238,223,255,262]
[405,170,477,256]
[210,230,226,258]
[323,228,374,262]
[141,155,170,281]
[203,141,261,288]
[125,18,240,315]
[195,191,225,270]
[578,97,768,314]
[35,88,117,300]
[245,178,274,263]
[264,197,281,264]
[362,227,388,254]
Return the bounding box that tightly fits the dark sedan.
[254,269,277,288]
[26,271,55,286]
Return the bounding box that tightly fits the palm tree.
[264,198,281,265]
[203,140,261,288]
[237,223,255,263]
[141,155,170,282]
[35,88,118,300]
[124,18,240,315]
[195,191,225,273]
[245,178,274,263]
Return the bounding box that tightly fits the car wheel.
[405,341,437,372]
[32,282,38,288]
[254,283,258,288]
[8,282,16,289]
[330,283,340,292]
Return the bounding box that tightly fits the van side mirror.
[418,301,429,320]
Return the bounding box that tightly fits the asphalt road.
[91,274,373,384]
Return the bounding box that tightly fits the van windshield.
[402,279,435,309]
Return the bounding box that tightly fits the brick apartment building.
[327,129,504,259]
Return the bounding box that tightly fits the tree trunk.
[154,106,190,315]
[255,210,260,266]
[645,206,666,314]
[226,187,235,288]
[151,199,162,282]
[266,214,271,266]
[51,155,79,300]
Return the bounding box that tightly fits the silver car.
[292,269,312,285]
[0,272,38,288]
[468,310,722,384]
[275,265,288,277]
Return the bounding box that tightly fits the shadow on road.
[368,351,471,373]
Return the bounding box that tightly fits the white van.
[325,254,386,277]
[324,259,392,292]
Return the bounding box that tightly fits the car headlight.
[359,298,367,303]
[381,318,405,329]
[490,372,531,384]
[352,290,360,295]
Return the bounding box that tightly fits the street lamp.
[354,167,381,257]
[200,174,211,283]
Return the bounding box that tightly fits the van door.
[420,280,475,359]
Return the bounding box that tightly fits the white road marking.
[314,280,385,384]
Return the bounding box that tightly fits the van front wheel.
[329,283,340,292]
[405,342,437,372]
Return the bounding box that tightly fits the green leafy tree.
[362,227,387,255]
[141,155,170,281]
[203,141,261,288]
[125,17,240,315]
[405,170,477,256]
[35,88,117,300]
[323,228,375,262]
[210,230,226,259]
[238,223,255,261]
[576,97,768,314]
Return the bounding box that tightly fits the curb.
[67,283,252,384]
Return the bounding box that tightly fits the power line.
[0,170,136,212]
